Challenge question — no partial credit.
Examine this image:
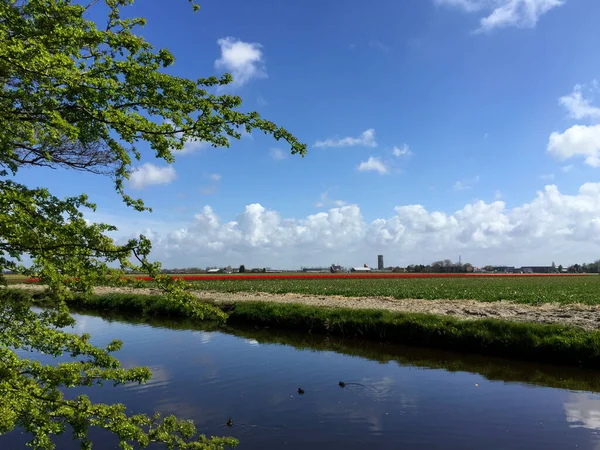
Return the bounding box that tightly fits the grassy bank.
[183,275,600,305]
[16,290,600,369]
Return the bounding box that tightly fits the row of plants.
[184,275,600,305]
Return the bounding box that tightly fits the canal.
[4,309,600,449]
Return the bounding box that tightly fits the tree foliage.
[0,0,305,448]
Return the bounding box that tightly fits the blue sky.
[16,0,600,268]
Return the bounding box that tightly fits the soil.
[10,284,600,331]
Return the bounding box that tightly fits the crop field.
[181,275,600,306]
[6,272,600,305]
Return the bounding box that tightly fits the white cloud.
[113,182,600,268]
[559,84,600,120]
[539,173,555,181]
[494,190,503,200]
[358,157,388,175]
[215,37,266,88]
[435,0,565,32]
[269,148,287,161]
[164,120,209,155]
[453,175,480,191]
[315,129,377,148]
[561,165,574,173]
[392,144,412,157]
[314,191,329,208]
[208,173,221,182]
[547,124,600,167]
[314,190,346,209]
[129,163,176,189]
[180,140,209,154]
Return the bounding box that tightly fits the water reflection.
[565,393,600,430]
[81,307,600,394]
[4,308,600,449]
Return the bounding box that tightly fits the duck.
[339,381,346,388]
[297,387,305,395]
[226,418,233,427]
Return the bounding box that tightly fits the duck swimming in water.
[339,381,346,388]
[297,388,305,395]
[226,418,233,427]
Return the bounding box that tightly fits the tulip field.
[8,272,600,306]
[171,273,598,305]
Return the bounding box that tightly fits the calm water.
[5,310,600,449]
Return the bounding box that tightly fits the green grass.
[186,276,600,305]
[14,289,600,369]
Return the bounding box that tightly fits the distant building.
[521,266,553,274]
[302,267,330,273]
[493,266,516,273]
[351,267,371,273]
[377,255,384,270]
[207,268,222,273]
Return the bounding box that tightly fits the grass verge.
[13,289,600,369]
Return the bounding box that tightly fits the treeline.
[404,259,474,273]
[566,260,600,273]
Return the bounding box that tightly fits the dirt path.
[10,284,600,331]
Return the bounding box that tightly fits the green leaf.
[0,0,304,447]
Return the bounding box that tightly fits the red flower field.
[23,272,586,283]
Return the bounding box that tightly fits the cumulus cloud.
[559,84,600,120]
[113,182,600,268]
[215,37,266,87]
[358,157,389,174]
[547,124,600,167]
[129,163,177,189]
[392,144,412,157]
[435,0,565,32]
[315,129,377,148]
[269,148,287,161]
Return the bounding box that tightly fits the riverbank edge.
[13,289,600,369]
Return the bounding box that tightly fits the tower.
[378,255,384,270]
